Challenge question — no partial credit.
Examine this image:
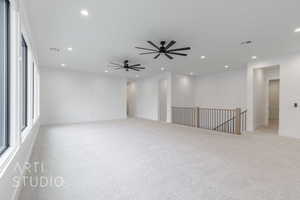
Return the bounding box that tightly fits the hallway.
[255,120,279,135]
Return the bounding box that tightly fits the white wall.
[128,72,172,122]
[171,74,195,107]
[194,68,247,109]
[253,68,266,128]
[159,79,168,121]
[129,76,158,120]
[40,68,127,125]
[248,52,300,138]
[130,71,246,122]
[264,66,280,80]
[128,73,195,122]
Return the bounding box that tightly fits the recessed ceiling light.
[105,70,109,73]
[161,67,165,71]
[201,56,206,59]
[224,65,229,69]
[294,28,300,33]
[67,47,73,51]
[61,64,66,67]
[80,9,89,16]
[252,56,257,60]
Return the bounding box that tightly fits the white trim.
[0,146,18,177]
[9,5,20,148]
[10,120,40,200]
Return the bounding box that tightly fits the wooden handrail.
[213,110,247,132]
[214,116,236,130]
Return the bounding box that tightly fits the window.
[0,0,9,155]
[20,35,28,131]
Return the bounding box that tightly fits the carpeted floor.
[20,119,300,200]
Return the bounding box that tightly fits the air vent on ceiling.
[240,41,253,45]
[49,47,60,52]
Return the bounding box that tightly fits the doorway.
[158,79,167,122]
[268,79,280,130]
[252,65,280,133]
[127,81,135,118]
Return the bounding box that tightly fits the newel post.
[235,108,241,135]
[193,107,199,128]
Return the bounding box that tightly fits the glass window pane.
[0,0,9,155]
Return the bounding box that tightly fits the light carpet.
[20,119,300,200]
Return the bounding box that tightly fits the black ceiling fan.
[135,40,191,59]
[108,60,145,72]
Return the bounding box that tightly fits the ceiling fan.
[108,60,145,72]
[135,40,191,59]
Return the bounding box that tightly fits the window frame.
[32,62,35,120]
[0,0,9,155]
[20,35,28,132]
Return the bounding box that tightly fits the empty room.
[1,0,300,199]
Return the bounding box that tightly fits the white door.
[269,79,280,120]
[159,79,167,122]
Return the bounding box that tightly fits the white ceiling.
[25,0,300,78]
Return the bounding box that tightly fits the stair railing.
[172,107,247,135]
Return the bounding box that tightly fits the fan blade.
[130,67,145,70]
[129,68,140,71]
[168,52,187,56]
[164,53,174,59]
[140,52,158,55]
[147,41,160,50]
[131,66,145,69]
[129,64,141,67]
[112,67,121,70]
[108,66,121,68]
[165,40,176,50]
[109,62,122,66]
[168,47,191,52]
[154,53,161,59]
[135,47,158,52]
